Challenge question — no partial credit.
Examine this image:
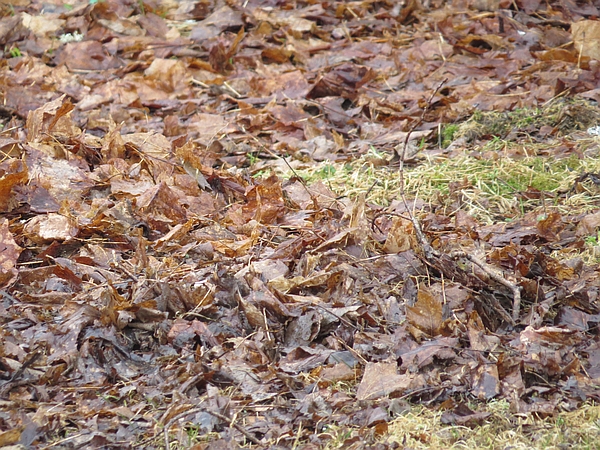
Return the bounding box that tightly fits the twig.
[365,179,379,198]
[335,337,369,365]
[398,79,446,262]
[0,290,18,303]
[449,250,521,322]
[398,79,447,177]
[164,422,170,450]
[207,410,262,446]
[312,303,358,330]
[0,350,42,398]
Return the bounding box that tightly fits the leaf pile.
[1,0,600,448]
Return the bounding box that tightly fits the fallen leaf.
[406,287,443,337]
[357,361,426,401]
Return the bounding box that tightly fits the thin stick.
[449,250,520,322]
[207,410,262,446]
[398,79,446,262]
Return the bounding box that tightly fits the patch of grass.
[455,98,600,142]
[585,231,600,246]
[379,401,600,450]
[165,427,222,450]
[320,424,355,449]
[317,401,600,450]
[8,46,21,58]
[315,163,336,179]
[579,230,600,265]
[281,152,600,224]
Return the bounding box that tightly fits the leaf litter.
[1,0,600,448]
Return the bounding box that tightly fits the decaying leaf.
[572,20,600,61]
[0,159,27,212]
[357,361,426,401]
[383,216,415,253]
[406,286,443,338]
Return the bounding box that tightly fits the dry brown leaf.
[383,216,414,253]
[356,361,426,401]
[23,213,78,244]
[0,426,23,447]
[0,158,27,212]
[572,20,600,61]
[406,286,443,337]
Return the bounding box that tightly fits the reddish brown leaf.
[0,159,27,212]
[307,63,375,100]
[136,182,187,232]
[243,174,286,224]
[54,41,123,71]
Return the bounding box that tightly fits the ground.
[1,0,600,449]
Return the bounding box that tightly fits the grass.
[305,400,600,449]
[9,46,21,58]
[442,124,460,148]
[456,98,600,141]
[129,400,600,449]
[276,149,600,225]
[377,401,600,450]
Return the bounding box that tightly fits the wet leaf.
[406,287,443,337]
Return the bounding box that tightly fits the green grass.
[442,124,460,148]
[456,98,600,142]
[9,46,21,58]
[274,151,600,224]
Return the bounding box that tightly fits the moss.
[442,124,460,148]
